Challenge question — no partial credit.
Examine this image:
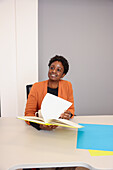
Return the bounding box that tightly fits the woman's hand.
[39,124,57,131]
[60,110,72,120]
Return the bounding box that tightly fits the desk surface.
[0,115,113,170]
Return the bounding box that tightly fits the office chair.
[26,84,33,99]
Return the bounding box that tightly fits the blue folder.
[76,123,113,151]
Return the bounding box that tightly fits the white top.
[0,115,113,170]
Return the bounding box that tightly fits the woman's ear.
[61,73,65,78]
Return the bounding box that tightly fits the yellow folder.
[89,150,113,156]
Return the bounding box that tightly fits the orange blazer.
[25,80,75,124]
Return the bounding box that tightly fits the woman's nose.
[52,69,56,73]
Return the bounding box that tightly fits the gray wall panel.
[38,0,113,116]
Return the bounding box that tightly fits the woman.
[25,55,75,130]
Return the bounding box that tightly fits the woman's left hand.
[60,110,72,120]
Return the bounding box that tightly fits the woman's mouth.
[51,74,57,78]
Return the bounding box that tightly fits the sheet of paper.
[88,150,113,156]
[76,123,113,152]
[41,93,72,123]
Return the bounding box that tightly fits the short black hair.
[48,55,69,75]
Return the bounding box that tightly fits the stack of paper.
[76,123,113,156]
[18,93,83,129]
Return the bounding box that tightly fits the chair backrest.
[26,84,33,99]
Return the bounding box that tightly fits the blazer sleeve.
[25,83,38,124]
[67,82,75,118]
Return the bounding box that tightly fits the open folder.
[18,93,83,129]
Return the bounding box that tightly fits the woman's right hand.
[39,124,57,131]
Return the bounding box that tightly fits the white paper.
[41,93,72,123]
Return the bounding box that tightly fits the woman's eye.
[57,68,61,72]
[50,66,54,70]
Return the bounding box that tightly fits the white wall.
[16,0,38,115]
[38,0,113,116]
[0,0,18,117]
[0,0,38,117]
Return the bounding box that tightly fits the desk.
[0,116,113,170]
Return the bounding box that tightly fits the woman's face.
[48,61,65,81]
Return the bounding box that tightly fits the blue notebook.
[76,123,113,151]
